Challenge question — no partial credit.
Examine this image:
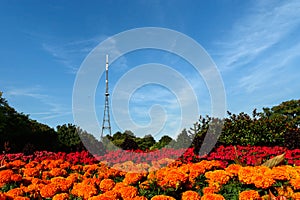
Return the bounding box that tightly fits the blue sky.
[0,0,299,140]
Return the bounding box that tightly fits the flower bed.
[1,157,300,199]
[1,145,300,199]
[2,145,300,166]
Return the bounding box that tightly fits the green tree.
[105,130,139,150]
[135,134,156,151]
[56,124,81,151]
[0,92,58,153]
[120,137,139,150]
[262,99,300,127]
[150,135,173,150]
[77,127,105,155]
[173,129,192,149]
[189,115,211,153]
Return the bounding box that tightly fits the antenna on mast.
[101,54,112,138]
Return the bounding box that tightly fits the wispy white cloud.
[237,42,300,93]
[41,35,111,74]
[216,0,300,71]
[6,86,71,121]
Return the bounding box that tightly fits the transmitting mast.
[101,54,111,138]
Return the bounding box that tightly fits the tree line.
[1,91,299,155]
[0,92,103,154]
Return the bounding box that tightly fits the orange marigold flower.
[25,161,39,168]
[188,161,221,184]
[23,168,40,178]
[203,186,219,194]
[238,166,255,184]
[40,183,60,198]
[71,164,83,172]
[158,169,188,189]
[239,190,260,200]
[105,168,121,179]
[225,164,242,176]
[133,196,148,200]
[26,183,46,193]
[11,174,23,182]
[290,178,300,190]
[0,192,7,199]
[113,182,126,191]
[182,190,201,200]
[59,161,71,169]
[139,180,150,190]
[66,173,82,183]
[178,164,190,174]
[49,168,67,177]
[14,197,30,200]
[7,160,26,168]
[167,160,183,168]
[251,174,275,189]
[275,186,293,198]
[205,170,231,185]
[0,169,13,183]
[82,177,101,187]
[42,171,51,180]
[71,182,98,199]
[52,193,70,200]
[147,171,156,181]
[88,195,114,200]
[119,185,138,199]
[151,195,176,200]
[270,166,290,181]
[123,172,145,185]
[101,190,120,199]
[46,159,65,169]
[293,192,300,199]
[100,179,115,192]
[6,188,24,198]
[201,193,225,200]
[51,177,73,192]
